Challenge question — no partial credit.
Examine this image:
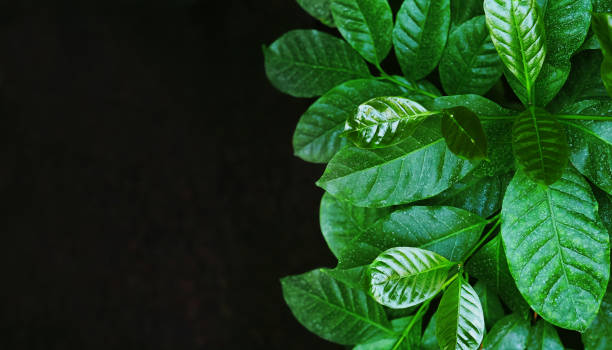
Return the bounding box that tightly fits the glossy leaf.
[330,0,393,65]
[441,106,488,160]
[368,247,453,309]
[343,96,437,149]
[293,79,408,163]
[354,316,421,350]
[317,117,478,208]
[483,314,530,350]
[484,0,546,103]
[263,30,370,98]
[338,205,487,268]
[320,192,392,263]
[563,100,612,195]
[436,277,486,350]
[474,281,505,330]
[281,268,392,345]
[439,16,503,95]
[467,236,530,315]
[297,0,335,27]
[393,0,450,80]
[450,0,483,29]
[512,107,568,185]
[582,289,612,350]
[501,167,611,331]
[526,320,563,350]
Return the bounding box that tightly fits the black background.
[0,1,342,348]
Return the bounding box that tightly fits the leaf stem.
[555,114,612,121]
[462,218,501,263]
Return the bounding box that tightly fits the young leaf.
[393,0,451,80]
[526,320,564,350]
[330,0,393,65]
[436,277,486,350]
[512,107,568,185]
[484,0,546,103]
[296,0,335,27]
[450,0,483,29]
[317,117,478,208]
[293,79,408,163]
[592,13,612,97]
[281,268,392,345]
[320,192,392,263]
[483,314,530,350]
[263,30,370,98]
[563,100,612,195]
[369,247,453,308]
[439,16,503,95]
[354,316,422,350]
[338,206,487,268]
[473,281,505,330]
[344,96,437,149]
[441,106,488,160]
[466,236,530,315]
[501,167,611,331]
[581,289,612,350]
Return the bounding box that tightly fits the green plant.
[264,0,612,348]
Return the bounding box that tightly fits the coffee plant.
[264,0,612,348]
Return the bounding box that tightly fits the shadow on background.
[0,0,339,348]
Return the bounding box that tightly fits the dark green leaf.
[483,314,530,350]
[281,268,392,345]
[317,117,478,208]
[330,0,393,65]
[563,100,612,195]
[436,277,486,350]
[501,167,610,331]
[344,96,437,149]
[294,79,408,163]
[441,106,488,160]
[393,0,451,80]
[296,0,335,26]
[512,107,568,185]
[467,236,530,315]
[322,265,369,291]
[592,184,612,239]
[369,247,453,308]
[526,320,563,350]
[602,56,612,98]
[484,0,546,104]
[354,316,422,350]
[593,13,612,57]
[263,30,370,98]
[474,281,505,330]
[582,288,612,350]
[421,314,440,350]
[450,0,483,29]
[439,16,503,95]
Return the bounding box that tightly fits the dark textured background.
[0,1,341,348]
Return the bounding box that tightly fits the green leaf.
[393,0,451,80]
[281,268,392,345]
[593,13,612,57]
[593,0,612,12]
[421,314,440,350]
[582,289,612,350]
[474,281,505,330]
[354,316,422,350]
[296,0,335,26]
[369,247,453,308]
[507,0,591,106]
[330,0,393,65]
[563,100,612,195]
[441,106,488,160]
[322,266,369,291]
[436,277,486,350]
[293,79,408,163]
[549,50,608,113]
[450,0,483,29]
[483,314,530,350]
[320,192,392,263]
[420,171,509,218]
[439,16,503,95]
[432,95,515,177]
[484,0,546,103]
[263,30,370,98]
[343,96,437,149]
[317,116,478,208]
[592,184,612,239]
[501,167,611,331]
[467,236,530,315]
[526,320,563,350]
[512,107,568,185]
[338,205,487,268]
[602,56,612,98]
